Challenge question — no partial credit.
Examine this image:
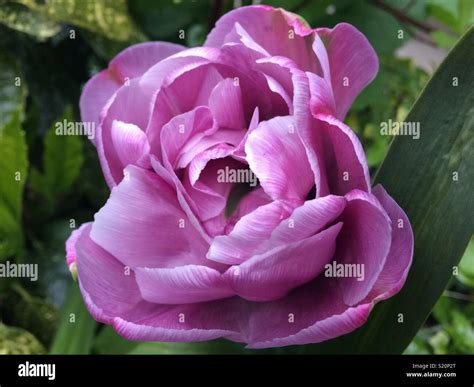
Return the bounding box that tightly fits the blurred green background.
[0,0,472,354]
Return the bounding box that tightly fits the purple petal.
[334,190,392,306]
[216,43,289,120]
[315,23,379,119]
[160,106,215,168]
[90,165,210,269]
[65,222,91,268]
[79,71,119,145]
[369,185,414,300]
[80,42,184,141]
[183,148,242,221]
[224,222,343,302]
[294,88,370,196]
[205,5,316,72]
[207,200,295,265]
[135,265,234,304]
[109,42,185,80]
[209,78,244,130]
[75,224,244,342]
[244,278,372,348]
[255,56,297,113]
[255,195,346,253]
[96,78,151,187]
[110,120,150,168]
[144,58,223,148]
[245,116,313,201]
[314,113,370,195]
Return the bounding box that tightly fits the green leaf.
[128,0,209,42]
[457,237,474,286]
[186,24,206,47]
[0,2,60,41]
[127,341,249,355]
[304,27,474,354]
[431,30,458,48]
[0,323,46,354]
[49,284,97,354]
[92,326,139,354]
[30,106,84,203]
[447,310,474,352]
[428,330,450,354]
[93,326,251,354]
[13,0,138,41]
[2,283,59,346]
[0,50,26,131]
[0,110,27,260]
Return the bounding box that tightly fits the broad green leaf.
[0,2,60,41]
[49,284,97,354]
[13,0,138,41]
[0,323,46,354]
[0,110,27,260]
[30,106,84,203]
[304,27,474,354]
[457,237,474,286]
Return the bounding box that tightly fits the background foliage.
[0,0,472,354]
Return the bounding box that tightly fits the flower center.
[215,165,259,218]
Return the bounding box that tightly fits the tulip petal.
[315,23,379,119]
[145,59,223,150]
[315,113,370,195]
[80,42,185,140]
[334,190,392,306]
[90,165,210,269]
[65,222,91,268]
[109,42,185,80]
[369,185,414,300]
[96,79,151,187]
[246,116,313,201]
[75,224,244,342]
[224,222,343,302]
[209,78,245,130]
[256,195,346,253]
[207,200,294,265]
[160,106,215,168]
[294,100,370,196]
[244,278,372,348]
[135,265,234,304]
[205,5,316,71]
[110,120,150,168]
[79,71,120,145]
